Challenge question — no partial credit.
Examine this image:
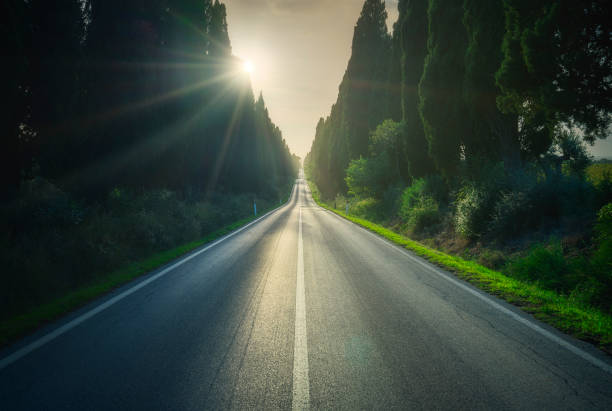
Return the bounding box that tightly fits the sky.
[224,0,399,158]
[224,0,611,160]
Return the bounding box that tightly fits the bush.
[422,174,449,205]
[0,183,280,321]
[454,183,494,239]
[407,197,441,233]
[345,156,386,198]
[504,241,582,292]
[400,179,441,233]
[349,198,383,221]
[455,161,597,241]
[400,179,426,212]
[488,191,532,239]
[587,164,612,207]
[590,203,612,310]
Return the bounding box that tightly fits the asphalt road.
[1,171,612,410]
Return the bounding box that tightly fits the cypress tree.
[0,0,30,198]
[343,0,392,159]
[208,0,231,57]
[418,0,469,178]
[28,0,85,179]
[463,0,520,167]
[396,0,435,178]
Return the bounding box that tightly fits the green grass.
[0,200,287,349]
[306,179,612,352]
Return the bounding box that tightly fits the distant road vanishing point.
[1,170,612,410]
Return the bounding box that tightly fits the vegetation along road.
[1,171,611,410]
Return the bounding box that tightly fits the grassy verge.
[306,179,612,353]
[0,197,289,349]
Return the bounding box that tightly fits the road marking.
[0,188,296,371]
[321,207,612,376]
[292,206,310,410]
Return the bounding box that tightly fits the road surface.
[1,171,611,410]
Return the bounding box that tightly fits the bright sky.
[224,0,611,160]
[225,0,399,158]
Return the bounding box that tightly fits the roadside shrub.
[0,183,281,321]
[332,194,348,211]
[454,183,494,239]
[589,203,612,310]
[422,174,449,205]
[477,249,507,270]
[504,241,582,292]
[400,179,426,212]
[587,164,612,207]
[349,197,383,221]
[382,184,404,216]
[488,191,532,239]
[15,178,85,230]
[557,130,592,177]
[407,197,441,233]
[400,179,441,233]
[345,156,391,199]
[531,170,594,221]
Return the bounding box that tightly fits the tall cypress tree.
[343,0,392,159]
[418,0,469,178]
[396,0,435,178]
[28,0,85,179]
[463,0,520,167]
[208,0,231,57]
[0,0,30,198]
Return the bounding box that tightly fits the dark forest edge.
[306,0,611,350]
[2,0,299,341]
[306,177,612,354]
[0,183,295,348]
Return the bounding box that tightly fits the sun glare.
[243,60,255,74]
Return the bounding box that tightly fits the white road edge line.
[0,184,296,371]
[321,205,612,376]
[292,206,310,410]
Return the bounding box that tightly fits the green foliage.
[308,179,612,350]
[345,120,405,199]
[463,0,520,166]
[4,0,297,200]
[590,204,612,310]
[488,190,532,239]
[395,0,435,178]
[418,0,469,177]
[400,178,441,233]
[306,0,394,199]
[0,180,288,322]
[346,157,386,198]
[454,183,493,239]
[349,198,384,221]
[503,217,611,313]
[496,0,612,148]
[555,130,593,177]
[587,163,612,185]
[505,241,582,292]
[587,164,612,207]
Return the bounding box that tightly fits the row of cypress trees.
[2,0,298,202]
[306,0,611,199]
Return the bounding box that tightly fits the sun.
[243,60,255,74]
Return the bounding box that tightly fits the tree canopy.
[2,0,298,202]
[307,0,611,200]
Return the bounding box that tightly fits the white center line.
[292,206,310,410]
